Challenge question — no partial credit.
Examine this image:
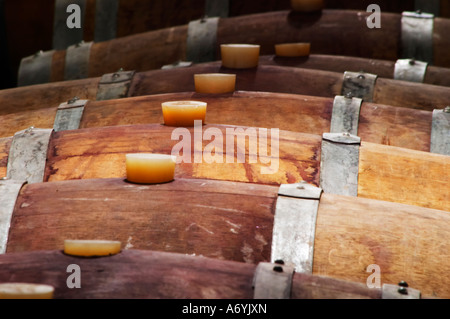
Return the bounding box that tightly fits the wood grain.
[0,249,385,299]
[358,142,450,211]
[0,136,12,178]
[44,123,322,186]
[314,193,450,299]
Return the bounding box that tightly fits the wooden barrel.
[0,249,414,299]
[259,54,450,87]
[16,10,450,86]
[5,64,450,116]
[1,177,448,298]
[1,123,448,211]
[0,91,444,155]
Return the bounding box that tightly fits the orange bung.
[126,153,176,184]
[194,73,236,94]
[220,44,260,69]
[275,43,311,57]
[162,101,207,127]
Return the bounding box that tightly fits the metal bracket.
[330,95,362,136]
[53,0,86,50]
[382,284,421,299]
[0,179,26,254]
[401,11,434,64]
[253,262,295,299]
[320,133,361,197]
[161,61,193,70]
[186,17,219,63]
[271,182,322,274]
[341,72,378,102]
[96,69,136,101]
[205,0,230,18]
[6,127,53,184]
[394,59,428,83]
[94,0,119,42]
[17,50,55,86]
[64,41,92,81]
[430,107,450,156]
[53,97,88,132]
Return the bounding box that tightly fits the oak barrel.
[0,249,413,299]
[0,91,443,154]
[17,9,450,86]
[1,123,448,211]
[1,177,448,298]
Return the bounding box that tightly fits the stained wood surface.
[44,123,321,186]
[0,91,434,153]
[2,63,449,117]
[358,142,450,212]
[0,136,12,178]
[314,193,450,299]
[259,55,450,87]
[0,249,385,299]
[5,177,449,298]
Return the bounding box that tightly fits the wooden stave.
[0,91,436,153]
[2,177,449,298]
[0,122,448,212]
[3,63,450,118]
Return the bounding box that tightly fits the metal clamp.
[17,50,55,86]
[401,11,434,64]
[330,95,363,136]
[382,283,421,299]
[0,179,26,254]
[394,59,428,83]
[186,17,219,63]
[271,182,322,274]
[96,69,136,100]
[253,262,295,299]
[53,0,87,50]
[53,98,88,132]
[341,72,378,102]
[320,133,361,197]
[64,41,93,81]
[430,107,450,156]
[6,128,53,184]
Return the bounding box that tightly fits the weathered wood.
[0,249,388,299]
[358,142,450,211]
[259,55,450,87]
[0,91,435,153]
[4,63,449,117]
[0,136,12,178]
[4,177,449,298]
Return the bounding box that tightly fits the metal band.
[271,182,322,274]
[382,284,421,299]
[394,59,428,83]
[6,128,53,184]
[161,61,193,70]
[53,0,86,50]
[401,11,434,64]
[253,262,294,299]
[94,0,119,42]
[64,41,92,81]
[53,98,88,132]
[205,0,230,18]
[341,72,378,102]
[330,96,362,136]
[320,133,361,197]
[415,0,440,16]
[17,50,54,87]
[0,179,26,254]
[96,70,136,101]
[186,17,219,63]
[430,108,450,156]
